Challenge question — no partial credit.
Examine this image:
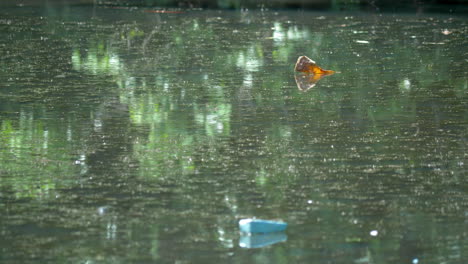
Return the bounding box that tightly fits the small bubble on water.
[307,200,313,204]
[370,230,378,236]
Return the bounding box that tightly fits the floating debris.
[239,219,287,233]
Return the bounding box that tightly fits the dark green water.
[1,6,467,264]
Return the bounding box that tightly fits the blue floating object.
[239,232,287,248]
[239,219,288,233]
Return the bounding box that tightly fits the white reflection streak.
[217,227,233,248]
[93,118,102,132]
[287,25,309,40]
[243,73,253,88]
[106,219,117,240]
[272,22,285,43]
[403,78,411,91]
[109,54,120,69]
[224,195,238,214]
[237,48,261,72]
[206,114,218,125]
[66,124,72,141]
[71,49,122,75]
[43,130,48,150]
[236,52,245,68]
[217,122,224,133]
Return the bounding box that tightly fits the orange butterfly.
[294,56,334,75]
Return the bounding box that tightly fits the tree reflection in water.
[0,6,467,264]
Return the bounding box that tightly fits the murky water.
[1,6,467,263]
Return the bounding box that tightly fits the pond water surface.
[0,6,467,264]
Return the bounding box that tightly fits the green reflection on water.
[0,6,467,264]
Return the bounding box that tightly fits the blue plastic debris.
[239,232,287,248]
[239,219,287,233]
